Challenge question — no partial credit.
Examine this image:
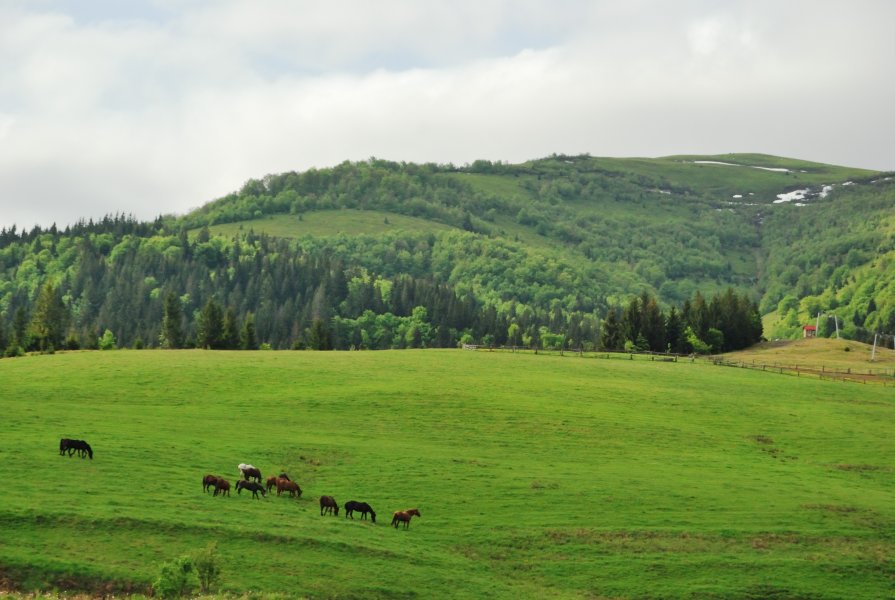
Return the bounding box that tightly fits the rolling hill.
[0,153,892,352]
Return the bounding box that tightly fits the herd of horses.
[205,463,421,528]
[59,441,421,529]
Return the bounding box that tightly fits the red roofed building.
[803,325,817,338]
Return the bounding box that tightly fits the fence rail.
[464,345,893,386]
[710,358,893,386]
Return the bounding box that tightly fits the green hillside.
[0,153,892,354]
[2,350,893,598]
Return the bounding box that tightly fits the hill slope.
[0,153,892,351]
[2,350,893,598]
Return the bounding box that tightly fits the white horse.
[238,463,261,482]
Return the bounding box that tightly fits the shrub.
[153,555,198,599]
[193,542,221,594]
[99,329,117,350]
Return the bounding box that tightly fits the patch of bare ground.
[834,464,890,473]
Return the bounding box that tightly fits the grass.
[203,210,454,239]
[1,349,893,599]
[722,337,895,374]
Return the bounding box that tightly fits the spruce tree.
[241,313,259,350]
[221,307,239,350]
[29,281,69,352]
[160,291,184,349]
[197,299,224,349]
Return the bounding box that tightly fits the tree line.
[0,216,762,356]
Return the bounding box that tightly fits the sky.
[1,0,893,230]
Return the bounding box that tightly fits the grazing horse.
[236,480,266,499]
[213,478,231,497]
[203,474,220,493]
[238,463,262,482]
[391,508,421,529]
[265,476,279,493]
[344,501,376,523]
[61,439,93,459]
[277,479,301,498]
[319,496,339,516]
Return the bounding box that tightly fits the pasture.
[0,349,893,599]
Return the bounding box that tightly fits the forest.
[0,154,891,355]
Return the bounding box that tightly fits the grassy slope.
[722,337,895,372]
[1,350,893,599]
[204,210,455,239]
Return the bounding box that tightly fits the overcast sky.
[1,0,893,230]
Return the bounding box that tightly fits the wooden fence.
[463,345,893,386]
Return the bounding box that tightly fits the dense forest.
[0,154,891,355]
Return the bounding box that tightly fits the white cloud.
[0,1,893,229]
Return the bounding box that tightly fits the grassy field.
[203,210,454,239]
[1,349,893,599]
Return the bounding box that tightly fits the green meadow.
[1,350,893,599]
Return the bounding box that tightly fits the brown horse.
[213,478,231,497]
[319,495,339,516]
[203,474,220,493]
[391,508,421,529]
[277,479,302,498]
[265,476,279,493]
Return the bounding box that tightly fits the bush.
[99,329,117,350]
[153,555,198,599]
[193,542,221,594]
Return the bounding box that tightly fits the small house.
[802,324,817,338]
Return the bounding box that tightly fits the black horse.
[236,480,266,499]
[344,501,376,523]
[60,438,93,459]
[59,438,74,455]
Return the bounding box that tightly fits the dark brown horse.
[203,474,220,493]
[213,478,231,497]
[238,464,262,482]
[319,495,339,516]
[391,508,421,529]
[277,479,302,498]
[236,480,266,499]
[345,501,376,523]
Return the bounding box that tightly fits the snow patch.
[774,189,810,203]
[732,194,743,198]
[691,160,791,173]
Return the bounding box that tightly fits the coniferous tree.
[665,306,686,354]
[600,306,624,350]
[621,297,642,347]
[197,299,224,349]
[221,307,239,350]
[160,291,184,349]
[240,313,259,350]
[29,281,69,352]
